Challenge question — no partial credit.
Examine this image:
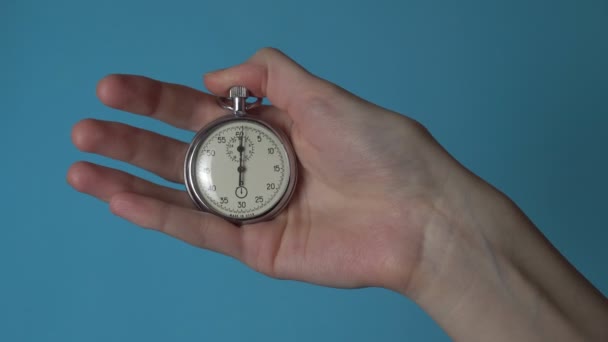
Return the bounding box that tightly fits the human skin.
[68,48,608,341]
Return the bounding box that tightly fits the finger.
[97,74,224,131]
[68,161,194,208]
[204,47,343,118]
[110,192,243,259]
[72,119,187,183]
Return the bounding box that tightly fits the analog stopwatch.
[184,86,298,225]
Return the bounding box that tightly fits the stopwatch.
[184,86,298,225]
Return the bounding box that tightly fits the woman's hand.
[68,48,608,341]
[68,48,462,294]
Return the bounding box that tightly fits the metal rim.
[184,115,298,226]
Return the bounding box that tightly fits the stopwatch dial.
[226,135,254,162]
[193,120,291,220]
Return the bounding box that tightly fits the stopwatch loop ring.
[216,86,263,116]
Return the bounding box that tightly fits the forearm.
[403,174,608,341]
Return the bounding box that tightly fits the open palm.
[69,48,456,293]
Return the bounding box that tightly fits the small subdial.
[226,136,255,162]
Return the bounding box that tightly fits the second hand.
[238,126,245,187]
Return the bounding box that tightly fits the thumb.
[204,47,339,116]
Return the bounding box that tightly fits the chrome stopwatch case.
[184,86,298,225]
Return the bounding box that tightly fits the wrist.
[395,168,608,341]
[393,169,508,299]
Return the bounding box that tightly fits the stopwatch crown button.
[229,86,249,99]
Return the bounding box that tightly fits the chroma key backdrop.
[1,1,606,341]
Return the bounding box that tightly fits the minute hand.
[238,129,245,186]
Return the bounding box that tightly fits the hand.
[69,48,608,341]
[68,48,461,293]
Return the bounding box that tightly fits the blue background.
[2,0,607,341]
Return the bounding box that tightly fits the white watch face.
[191,119,292,221]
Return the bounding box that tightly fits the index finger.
[97,74,224,131]
[203,48,340,119]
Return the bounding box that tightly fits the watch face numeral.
[255,196,263,203]
[217,136,226,143]
[268,148,275,154]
